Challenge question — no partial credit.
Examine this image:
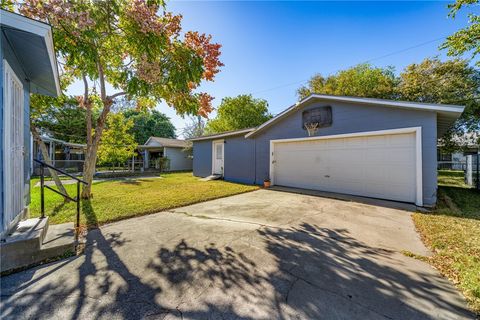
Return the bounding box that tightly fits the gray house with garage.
[190,94,464,207]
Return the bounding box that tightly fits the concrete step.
[1,217,49,253]
[40,223,76,259]
[0,219,76,274]
[200,174,222,181]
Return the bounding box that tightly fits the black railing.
[34,159,88,233]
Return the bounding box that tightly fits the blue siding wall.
[192,100,438,206]
[193,140,212,177]
[253,100,438,205]
[1,32,31,234]
[0,35,3,230]
[224,136,255,184]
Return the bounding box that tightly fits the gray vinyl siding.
[1,31,31,235]
[0,35,3,232]
[164,147,192,171]
[253,100,438,206]
[224,136,255,184]
[192,100,439,206]
[193,140,212,177]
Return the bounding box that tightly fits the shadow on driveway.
[0,200,474,319]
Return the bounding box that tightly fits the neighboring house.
[437,132,479,171]
[32,136,86,175]
[138,137,192,171]
[1,10,61,237]
[191,94,464,207]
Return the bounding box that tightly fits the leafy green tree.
[34,96,100,143]
[8,0,223,198]
[97,113,137,167]
[441,0,480,67]
[123,109,176,145]
[398,58,480,149]
[206,95,272,133]
[29,91,86,198]
[297,64,397,99]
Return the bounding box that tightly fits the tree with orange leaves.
[5,0,223,198]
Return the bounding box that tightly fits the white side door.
[212,140,224,175]
[3,60,25,230]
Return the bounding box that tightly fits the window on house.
[216,144,223,160]
[302,106,332,129]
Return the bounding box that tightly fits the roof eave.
[1,10,61,97]
[189,128,256,142]
[246,94,465,138]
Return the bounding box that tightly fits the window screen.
[302,106,332,129]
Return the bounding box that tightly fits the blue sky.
[68,1,474,137]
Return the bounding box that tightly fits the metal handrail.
[33,159,87,184]
[34,159,88,235]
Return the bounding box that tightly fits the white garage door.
[272,131,418,203]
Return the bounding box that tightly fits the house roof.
[143,137,189,148]
[188,128,256,142]
[245,94,465,138]
[1,10,60,96]
[40,136,86,149]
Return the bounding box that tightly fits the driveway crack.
[285,277,298,304]
[282,268,395,320]
[176,306,184,320]
[168,210,279,228]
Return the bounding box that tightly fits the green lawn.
[413,170,480,315]
[30,173,258,228]
[437,169,470,188]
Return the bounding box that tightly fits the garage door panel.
[272,132,417,203]
[388,133,415,146]
[366,135,388,147]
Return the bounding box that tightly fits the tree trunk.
[81,145,98,198]
[81,97,112,198]
[80,62,125,199]
[31,124,70,201]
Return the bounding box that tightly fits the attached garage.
[270,128,422,205]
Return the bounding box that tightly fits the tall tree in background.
[35,97,98,144]
[206,95,272,133]
[124,109,176,144]
[441,0,480,67]
[11,0,223,198]
[97,113,137,169]
[297,64,397,100]
[29,93,79,198]
[182,116,206,153]
[183,116,206,139]
[398,58,480,149]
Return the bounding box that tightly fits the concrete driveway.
[0,190,474,320]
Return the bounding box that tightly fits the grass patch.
[401,250,430,263]
[30,172,259,228]
[412,170,480,315]
[437,169,469,188]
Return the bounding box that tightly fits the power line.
[252,35,448,95]
[364,36,447,64]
